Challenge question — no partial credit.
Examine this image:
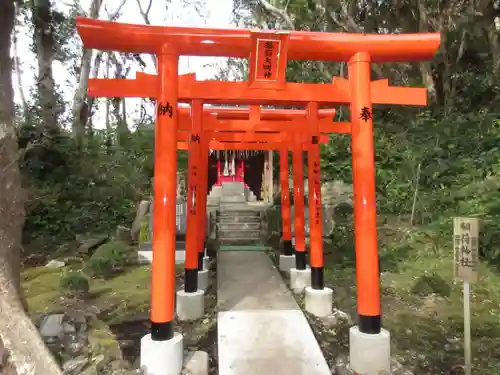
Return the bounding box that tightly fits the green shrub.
[266,207,281,234]
[86,241,133,279]
[410,272,451,298]
[329,221,356,265]
[59,270,90,298]
[138,218,151,245]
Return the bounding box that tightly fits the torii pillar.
[265,150,274,202]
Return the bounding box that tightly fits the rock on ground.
[183,351,209,375]
[36,308,144,375]
[45,260,66,268]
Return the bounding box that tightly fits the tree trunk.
[71,0,103,149]
[86,50,104,130]
[488,24,500,78]
[0,1,63,374]
[72,0,128,149]
[417,0,438,104]
[12,3,29,121]
[109,52,130,147]
[31,0,58,136]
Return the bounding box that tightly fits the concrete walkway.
[217,251,331,375]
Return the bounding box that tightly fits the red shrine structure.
[214,151,244,185]
[76,15,440,375]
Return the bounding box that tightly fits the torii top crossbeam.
[76,17,440,63]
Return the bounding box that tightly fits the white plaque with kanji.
[453,217,479,283]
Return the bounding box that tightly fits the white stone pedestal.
[349,326,391,375]
[279,254,295,272]
[290,267,311,294]
[176,290,205,321]
[198,269,209,291]
[304,287,333,317]
[203,256,210,270]
[140,333,183,375]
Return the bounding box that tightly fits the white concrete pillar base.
[140,332,183,375]
[349,326,391,375]
[279,254,295,272]
[203,256,210,270]
[198,269,210,291]
[289,267,311,294]
[304,287,333,317]
[176,290,205,321]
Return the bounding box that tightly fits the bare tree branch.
[136,0,153,24]
[258,0,294,29]
[135,0,157,70]
[316,1,385,78]
[72,0,128,147]
[105,0,128,20]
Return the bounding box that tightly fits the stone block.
[176,290,205,321]
[304,287,333,317]
[184,351,209,375]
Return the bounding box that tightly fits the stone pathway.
[217,251,331,375]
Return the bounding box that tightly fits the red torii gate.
[77,16,440,375]
[87,71,345,288]
[88,72,341,281]
[180,110,337,295]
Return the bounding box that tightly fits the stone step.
[220,195,246,203]
[219,238,263,246]
[217,222,260,231]
[217,209,261,217]
[217,215,261,225]
[221,182,246,195]
[218,229,261,239]
[139,241,186,251]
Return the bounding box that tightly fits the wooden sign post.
[453,217,480,375]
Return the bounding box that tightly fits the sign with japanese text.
[255,39,280,81]
[175,198,187,233]
[312,157,322,227]
[453,217,479,283]
[149,198,187,236]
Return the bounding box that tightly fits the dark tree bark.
[0,1,63,374]
[31,0,59,136]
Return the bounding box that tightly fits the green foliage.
[138,217,151,245]
[228,0,500,266]
[265,207,282,248]
[319,105,500,265]
[329,221,356,265]
[86,241,133,279]
[59,269,90,298]
[410,272,452,298]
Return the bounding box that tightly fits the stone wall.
[264,180,353,241]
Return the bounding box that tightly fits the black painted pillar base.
[282,239,294,256]
[311,267,324,290]
[184,268,198,293]
[358,314,382,334]
[295,250,307,270]
[197,252,204,271]
[151,321,174,341]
